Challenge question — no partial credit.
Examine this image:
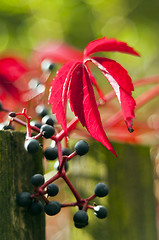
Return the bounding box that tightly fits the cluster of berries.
[7,105,109,228]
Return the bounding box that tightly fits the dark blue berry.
[40,124,55,138]
[16,192,32,207]
[47,183,59,196]
[41,59,55,72]
[44,201,61,216]
[54,160,69,172]
[44,147,58,160]
[3,125,14,130]
[73,210,88,227]
[74,222,88,228]
[62,148,71,156]
[35,105,48,118]
[94,183,109,197]
[30,121,42,129]
[28,200,43,216]
[9,112,16,117]
[74,140,89,156]
[42,115,55,126]
[94,205,107,219]
[31,174,45,187]
[24,139,40,154]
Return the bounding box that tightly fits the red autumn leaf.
[48,61,81,130]
[84,37,140,58]
[68,64,116,155]
[49,37,139,155]
[89,57,136,129]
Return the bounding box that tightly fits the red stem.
[40,172,61,190]
[56,118,79,141]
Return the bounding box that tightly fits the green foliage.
[0,0,158,79]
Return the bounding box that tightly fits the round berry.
[44,201,61,216]
[9,112,16,118]
[62,148,71,156]
[74,140,89,156]
[3,125,14,130]
[54,160,69,172]
[73,210,88,227]
[41,59,55,72]
[94,205,107,219]
[94,183,109,197]
[40,124,55,138]
[35,105,48,118]
[47,183,59,196]
[30,121,42,129]
[28,200,43,216]
[28,78,40,89]
[31,174,45,187]
[24,139,40,154]
[74,222,88,228]
[44,147,58,160]
[42,115,55,126]
[16,192,32,207]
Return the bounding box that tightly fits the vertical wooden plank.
[70,141,157,240]
[0,131,45,240]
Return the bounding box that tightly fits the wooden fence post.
[0,131,45,240]
[70,141,157,240]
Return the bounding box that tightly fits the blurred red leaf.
[0,57,28,103]
[30,41,83,69]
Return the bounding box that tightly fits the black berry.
[62,148,71,156]
[94,205,107,219]
[42,115,55,126]
[40,124,55,138]
[44,147,58,160]
[54,160,69,172]
[47,183,59,196]
[31,174,45,187]
[16,192,32,207]
[74,140,89,156]
[44,201,61,216]
[28,200,43,216]
[94,183,109,197]
[30,121,42,129]
[3,125,14,130]
[9,112,16,117]
[24,139,40,154]
[41,59,55,72]
[35,105,48,118]
[73,210,88,228]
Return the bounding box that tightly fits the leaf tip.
[126,118,134,133]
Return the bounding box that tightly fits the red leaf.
[68,64,116,155]
[48,61,81,130]
[90,57,136,129]
[90,57,134,93]
[84,37,140,58]
[0,57,28,102]
[0,57,28,82]
[84,64,105,100]
[30,41,83,69]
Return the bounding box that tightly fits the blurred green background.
[0,0,158,80]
